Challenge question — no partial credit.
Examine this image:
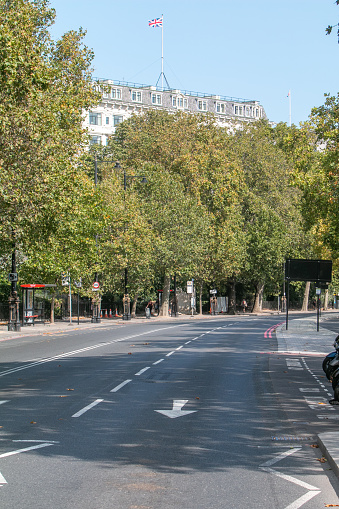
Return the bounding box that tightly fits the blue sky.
[49,0,339,126]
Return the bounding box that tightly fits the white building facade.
[84,79,268,146]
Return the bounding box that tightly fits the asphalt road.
[0,315,338,508]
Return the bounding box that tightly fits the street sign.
[74,278,82,288]
[187,281,193,293]
[92,281,100,291]
[210,289,217,295]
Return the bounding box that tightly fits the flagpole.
[161,14,164,90]
[289,90,292,127]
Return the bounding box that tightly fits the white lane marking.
[185,341,191,344]
[260,467,319,491]
[286,360,303,368]
[299,388,320,393]
[166,351,175,357]
[0,442,54,459]
[155,399,197,419]
[259,447,321,509]
[152,359,164,365]
[110,380,132,392]
[283,491,320,509]
[260,447,300,467]
[176,346,183,350]
[72,399,104,418]
[12,440,59,443]
[135,367,150,376]
[0,324,187,378]
[0,471,7,484]
[0,400,9,405]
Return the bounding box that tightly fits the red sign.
[20,284,45,288]
[92,282,100,289]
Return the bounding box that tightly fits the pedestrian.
[241,299,247,313]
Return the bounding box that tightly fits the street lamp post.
[8,243,20,331]
[114,161,147,321]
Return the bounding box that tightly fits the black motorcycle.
[323,335,339,403]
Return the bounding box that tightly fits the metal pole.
[77,289,80,325]
[161,14,164,90]
[69,275,72,325]
[286,280,289,331]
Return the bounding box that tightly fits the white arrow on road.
[155,399,197,419]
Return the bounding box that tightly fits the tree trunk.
[131,293,138,318]
[252,283,264,313]
[228,280,236,314]
[159,274,170,316]
[50,294,55,323]
[301,281,310,312]
[324,288,329,311]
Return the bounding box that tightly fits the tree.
[308,94,339,257]
[233,122,304,311]
[110,110,247,312]
[0,0,101,320]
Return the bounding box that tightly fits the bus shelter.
[20,284,47,325]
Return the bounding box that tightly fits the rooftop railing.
[92,77,260,105]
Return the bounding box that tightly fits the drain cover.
[272,436,313,442]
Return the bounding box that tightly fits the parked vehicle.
[323,335,339,403]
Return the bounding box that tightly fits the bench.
[24,314,39,326]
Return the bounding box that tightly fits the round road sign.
[93,281,100,290]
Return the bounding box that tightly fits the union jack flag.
[148,17,163,28]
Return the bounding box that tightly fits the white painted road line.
[153,359,164,365]
[283,491,321,509]
[176,345,183,350]
[185,341,191,344]
[72,399,104,418]
[0,324,187,378]
[0,400,9,405]
[0,442,55,459]
[166,351,175,357]
[135,367,150,376]
[110,380,132,392]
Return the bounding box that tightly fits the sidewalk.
[275,314,339,480]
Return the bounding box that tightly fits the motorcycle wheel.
[332,375,339,391]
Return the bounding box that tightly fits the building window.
[216,102,225,114]
[113,115,124,127]
[89,112,102,125]
[90,136,101,145]
[239,106,243,116]
[234,105,238,115]
[111,88,122,99]
[106,117,110,125]
[151,93,162,105]
[172,96,187,109]
[131,90,142,102]
[198,100,207,111]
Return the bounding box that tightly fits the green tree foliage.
[309,94,339,257]
[0,0,100,294]
[232,121,304,310]
[109,110,249,313]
